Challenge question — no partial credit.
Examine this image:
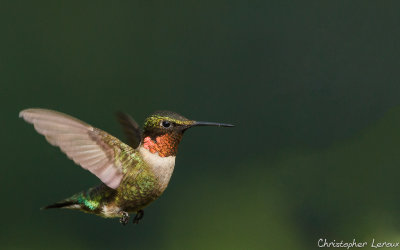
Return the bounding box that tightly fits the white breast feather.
[139,146,176,192]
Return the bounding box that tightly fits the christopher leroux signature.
[318,239,400,249]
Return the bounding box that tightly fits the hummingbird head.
[141,110,234,157]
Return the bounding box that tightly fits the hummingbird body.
[19,109,233,224]
[52,150,166,218]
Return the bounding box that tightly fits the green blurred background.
[2,1,400,249]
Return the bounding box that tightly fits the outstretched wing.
[115,112,142,149]
[19,109,135,189]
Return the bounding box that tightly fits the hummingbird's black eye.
[161,121,171,128]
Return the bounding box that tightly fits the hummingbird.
[19,109,234,225]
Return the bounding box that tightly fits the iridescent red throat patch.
[142,133,182,157]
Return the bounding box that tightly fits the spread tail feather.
[41,192,84,210]
[41,185,112,212]
[41,201,78,210]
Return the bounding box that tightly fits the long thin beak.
[192,121,234,127]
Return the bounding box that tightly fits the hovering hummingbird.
[19,109,234,225]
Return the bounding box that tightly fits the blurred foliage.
[2,1,400,250]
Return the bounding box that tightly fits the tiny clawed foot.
[119,211,129,226]
[132,210,144,224]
